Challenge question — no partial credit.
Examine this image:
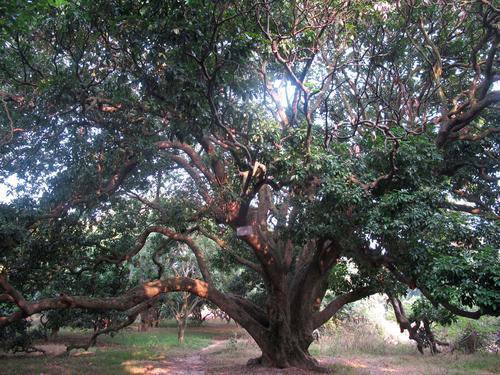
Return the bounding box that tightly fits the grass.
[446,353,500,374]
[103,329,213,349]
[0,326,215,375]
[308,319,499,375]
[318,352,500,375]
[310,321,415,357]
[1,321,498,374]
[327,363,370,374]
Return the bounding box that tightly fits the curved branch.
[312,286,374,329]
[32,155,138,226]
[0,273,270,353]
[156,140,217,185]
[0,276,30,315]
[197,227,262,274]
[387,294,425,353]
[419,288,483,320]
[151,226,212,285]
[436,91,500,147]
[165,154,212,202]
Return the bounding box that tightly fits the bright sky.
[0,175,17,203]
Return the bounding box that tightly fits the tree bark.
[138,304,159,332]
[49,327,59,341]
[178,320,186,344]
[252,332,320,370]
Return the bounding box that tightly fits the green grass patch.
[310,328,414,356]
[0,328,215,375]
[0,350,136,375]
[103,329,213,350]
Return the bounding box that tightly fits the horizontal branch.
[0,275,200,326]
[0,272,270,351]
[66,297,160,352]
[456,127,500,142]
[0,294,14,303]
[442,203,499,220]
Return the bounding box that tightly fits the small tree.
[164,246,203,344]
[167,292,201,344]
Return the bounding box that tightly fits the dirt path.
[128,339,316,374]
[136,339,227,375]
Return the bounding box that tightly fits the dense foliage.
[0,0,498,369]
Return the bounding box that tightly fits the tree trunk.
[178,318,186,344]
[242,279,323,371]
[138,304,159,332]
[247,325,321,370]
[49,327,59,341]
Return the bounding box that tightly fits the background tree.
[0,0,498,370]
[132,238,205,342]
[163,246,203,344]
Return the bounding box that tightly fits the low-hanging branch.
[0,272,259,330]
[65,296,161,352]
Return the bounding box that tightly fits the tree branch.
[156,140,217,185]
[196,227,262,274]
[312,286,374,329]
[385,264,483,319]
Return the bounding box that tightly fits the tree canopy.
[0,0,498,370]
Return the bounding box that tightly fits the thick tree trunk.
[247,326,320,370]
[242,279,323,371]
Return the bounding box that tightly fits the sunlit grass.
[310,325,415,356]
[0,328,215,375]
[327,363,370,374]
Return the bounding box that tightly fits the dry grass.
[311,321,415,357]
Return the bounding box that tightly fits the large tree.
[0,0,499,370]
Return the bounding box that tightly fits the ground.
[0,321,498,374]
